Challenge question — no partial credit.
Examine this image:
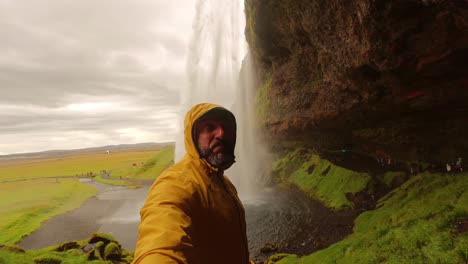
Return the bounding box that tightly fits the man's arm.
[133,172,198,264]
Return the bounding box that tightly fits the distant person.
[133,103,251,264]
[446,163,452,172]
[454,157,463,172]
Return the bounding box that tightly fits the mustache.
[210,140,224,149]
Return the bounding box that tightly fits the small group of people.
[446,157,463,172]
[376,156,393,168]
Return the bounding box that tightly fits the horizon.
[0,141,176,157]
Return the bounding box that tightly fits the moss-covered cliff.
[245,0,468,164]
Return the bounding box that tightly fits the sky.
[0,0,195,155]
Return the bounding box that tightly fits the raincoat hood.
[183,103,236,162]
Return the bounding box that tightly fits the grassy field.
[273,148,371,209]
[132,146,174,179]
[0,149,158,182]
[269,172,468,264]
[0,178,96,245]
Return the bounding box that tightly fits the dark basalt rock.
[245,0,468,163]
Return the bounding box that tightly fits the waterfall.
[175,0,267,199]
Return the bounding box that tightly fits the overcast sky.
[0,0,195,155]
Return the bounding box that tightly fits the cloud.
[0,0,194,154]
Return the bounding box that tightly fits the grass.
[381,171,407,187]
[131,146,174,179]
[0,150,158,182]
[92,175,138,187]
[0,179,96,245]
[273,148,371,209]
[270,172,468,264]
[0,233,133,263]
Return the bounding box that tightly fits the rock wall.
[245,0,468,163]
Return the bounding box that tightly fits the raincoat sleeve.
[133,171,199,264]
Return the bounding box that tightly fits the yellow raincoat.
[133,103,250,264]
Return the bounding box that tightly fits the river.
[19,179,354,262]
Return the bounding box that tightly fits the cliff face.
[245,0,468,163]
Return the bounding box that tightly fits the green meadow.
[0,149,159,182]
[0,146,175,248]
[0,179,96,245]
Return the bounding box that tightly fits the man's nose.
[213,125,224,139]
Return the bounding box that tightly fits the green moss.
[276,172,468,263]
[0,233,132,263]
[255,72,272,127]
[265,253,295,264]
[381,171,407,187]
[0,249,35,263]
[274,148,371,209]
[353,126,413,147]
[87,233,117,245]
[103,242,121,261]
[33,256,62,264]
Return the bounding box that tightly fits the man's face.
[195,117,236,170]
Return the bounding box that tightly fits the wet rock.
[55,241,80,252]
[453,218,468,235]
[260,243,278,254]
[245,0,468,164]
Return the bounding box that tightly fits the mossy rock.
[33,256,62,264]
[66,248,82,255]
[123,255,134,263]
[0,244,26,253]
[55,241,80,252]
[88,232,118,245]
[86,249,102,261]
[264,253,294,264]
[104,242,122,261]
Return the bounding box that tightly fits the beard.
[199,140,236,170]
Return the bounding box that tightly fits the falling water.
[176,0,267,198]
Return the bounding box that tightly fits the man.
[133,103,251,264]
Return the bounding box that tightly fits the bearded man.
[133,103,251,264]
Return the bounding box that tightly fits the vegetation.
[0,179,96,245]
[132,146,174,179]
[269,172,468,263]
[380,171,407,188]
[0,233,133,263]
[273,148,371,209]
[92,175,138,188]
[0,150,158,182]
[255,72,273,128]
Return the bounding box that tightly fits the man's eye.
[205,123,216,131]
